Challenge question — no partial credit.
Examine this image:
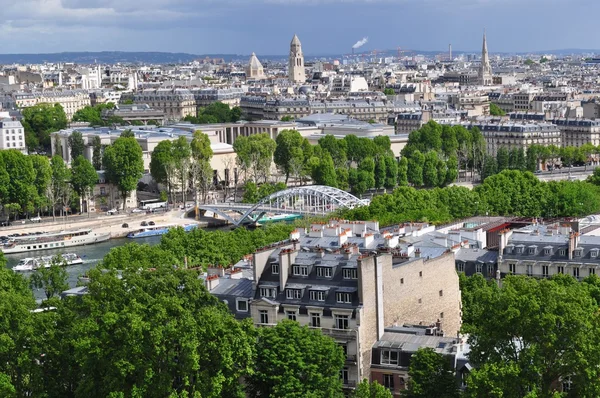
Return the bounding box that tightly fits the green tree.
[445,155,459,185]
[102,137,144,210]
[312,153,337,187]
[489,103,506,116]
[29,255,69,300]
[92,135,102,170]
[405,348,459,398]
[397,157,409,186]
[384,156,398,189]
[30,155,51,214]
[242,181,260,203]
[281,115,294,122]
[172,136,191,204]
[423,151,439,188]
[0,373,16,398]
[150,140,175,201]
[67,131,86,160]
[462,274,600,397]
[49,155,70,220]
[353,380,392,398]
[70,156,98,216]
[526,145,538,172]
[319,135,348,168]
[120,128,135,138]
[233,133,276,184]
[21,103,68,152]
[481,154,498,181]
[190,130,214,205]
[524,58,535,65]
[407,150,425,186]
[496,147,509,172]
[247,320,345,398]
[374,156,386,190]
[274,129,307,184]
[383,88,395,95]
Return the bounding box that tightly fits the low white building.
[0,113,26,153]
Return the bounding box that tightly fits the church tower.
[479,31,493,86]
[246,52,265,80]
[288,34,306,83]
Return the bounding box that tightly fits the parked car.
[30,216,42,223]
[131,208,144,213]
[106,208,118,215]
[148,221,155,226]
[122,223,129,228]
[0,221,11,227]
[141,221,148,226]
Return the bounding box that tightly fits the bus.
[139,199,168,211]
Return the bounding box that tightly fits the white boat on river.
[1,228,110,254]
[13,253,84,272]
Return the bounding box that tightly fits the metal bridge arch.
[199,185,365,226]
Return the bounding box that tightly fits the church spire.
[479,30,492,86]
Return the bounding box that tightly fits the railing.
[346,355,357,364]
[321,328,357,339]
[342,380,357,388]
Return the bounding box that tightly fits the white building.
[0,113,26,153]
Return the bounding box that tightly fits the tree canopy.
[21,103,68,152]
[102,136,144,209]
[183,102,243,124]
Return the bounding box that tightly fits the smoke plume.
[352,37,368,49]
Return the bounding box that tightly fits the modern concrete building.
[101,104,165,126]
[289,34,306,83]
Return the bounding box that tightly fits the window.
[559,249,566,256]
[575,249,582,257]
[100,187,106,195]
[487,264,495,276]
[528,247,536,254]
[259,310,269,324]
[439,290,443,297]
[592,251,599,258]
[316,267,332,278]
[260,287,275,298]
[286,289,302,300]
[542,265,549,277]
[419,271,423,277]
[236,299,248,312]
[383,374,395,390]
[573,267,580,279]
[381,350,399,365]
[526,264,533,276]
[343,268,358,279]
[286,310,297,321]
[457,263,465,273]
[340,368,349,384]
[590,267,596,276]
[509,263,516,274]
[440,312,445,319]
[292,265,308,276]
[544,248,552,255]
[335,314,349,329]
[271,263,279,274]
[336,292,352,304]
[400,278,404,284]
[557,266,564,274]
[309,290,326,301]
[310,312,321,327]
[476,264,483,273]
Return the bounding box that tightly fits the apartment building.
[12,90,91,120]
[209,221,462,391]
[0,115,26,153]
[551,118,600,147]
[498,223,600,280]
[132,88,196,120]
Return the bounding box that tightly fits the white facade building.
[0,115,26,153]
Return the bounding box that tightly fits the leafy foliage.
[352,380,392,398]
[21,103,68,152]
[246,320,345,398]
[183,102,243,124]
[405,348,460,398]
[489,103,506,116]
[103,136,144,209]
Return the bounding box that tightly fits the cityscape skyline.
[2,0,600,55]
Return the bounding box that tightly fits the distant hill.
[0,48,598,65]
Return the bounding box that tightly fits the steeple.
[288,34,306,83]
[479,30,493,86]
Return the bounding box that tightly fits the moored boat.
[13,253,84,272]
[127,223,197,238]
[1,229,110,255]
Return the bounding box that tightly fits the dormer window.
[336,292,353,304]
[559,249,566,256]
[259,287,276,298]
[544,247,552,256]
[271,263,279,275]
[316,266,333,278]
[528,246,537,255]
[286,289,302,300]
[292,265,309,276]
[592,250,599,258]
[575,248,583,257]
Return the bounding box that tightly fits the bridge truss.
[198,185,366,226]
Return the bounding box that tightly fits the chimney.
[415,248,421,258]
[279,248,298,290]
[205,274,219,291]
[343,249,352,260]
[229,268,243,280]
[207,266,225,277]
[569,232,575,260]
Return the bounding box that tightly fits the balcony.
[346,355,357,364]
[321,328,357,339]
[342,380,357,389]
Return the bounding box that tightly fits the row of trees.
[72,102,123,126]
[482,143,600,180]
[183,102,243,124]
[342,170,600,226]
[0,150,97,220]
[401,121,486,187]
[149,131,214,205]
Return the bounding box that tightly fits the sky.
[0,0,598,55]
